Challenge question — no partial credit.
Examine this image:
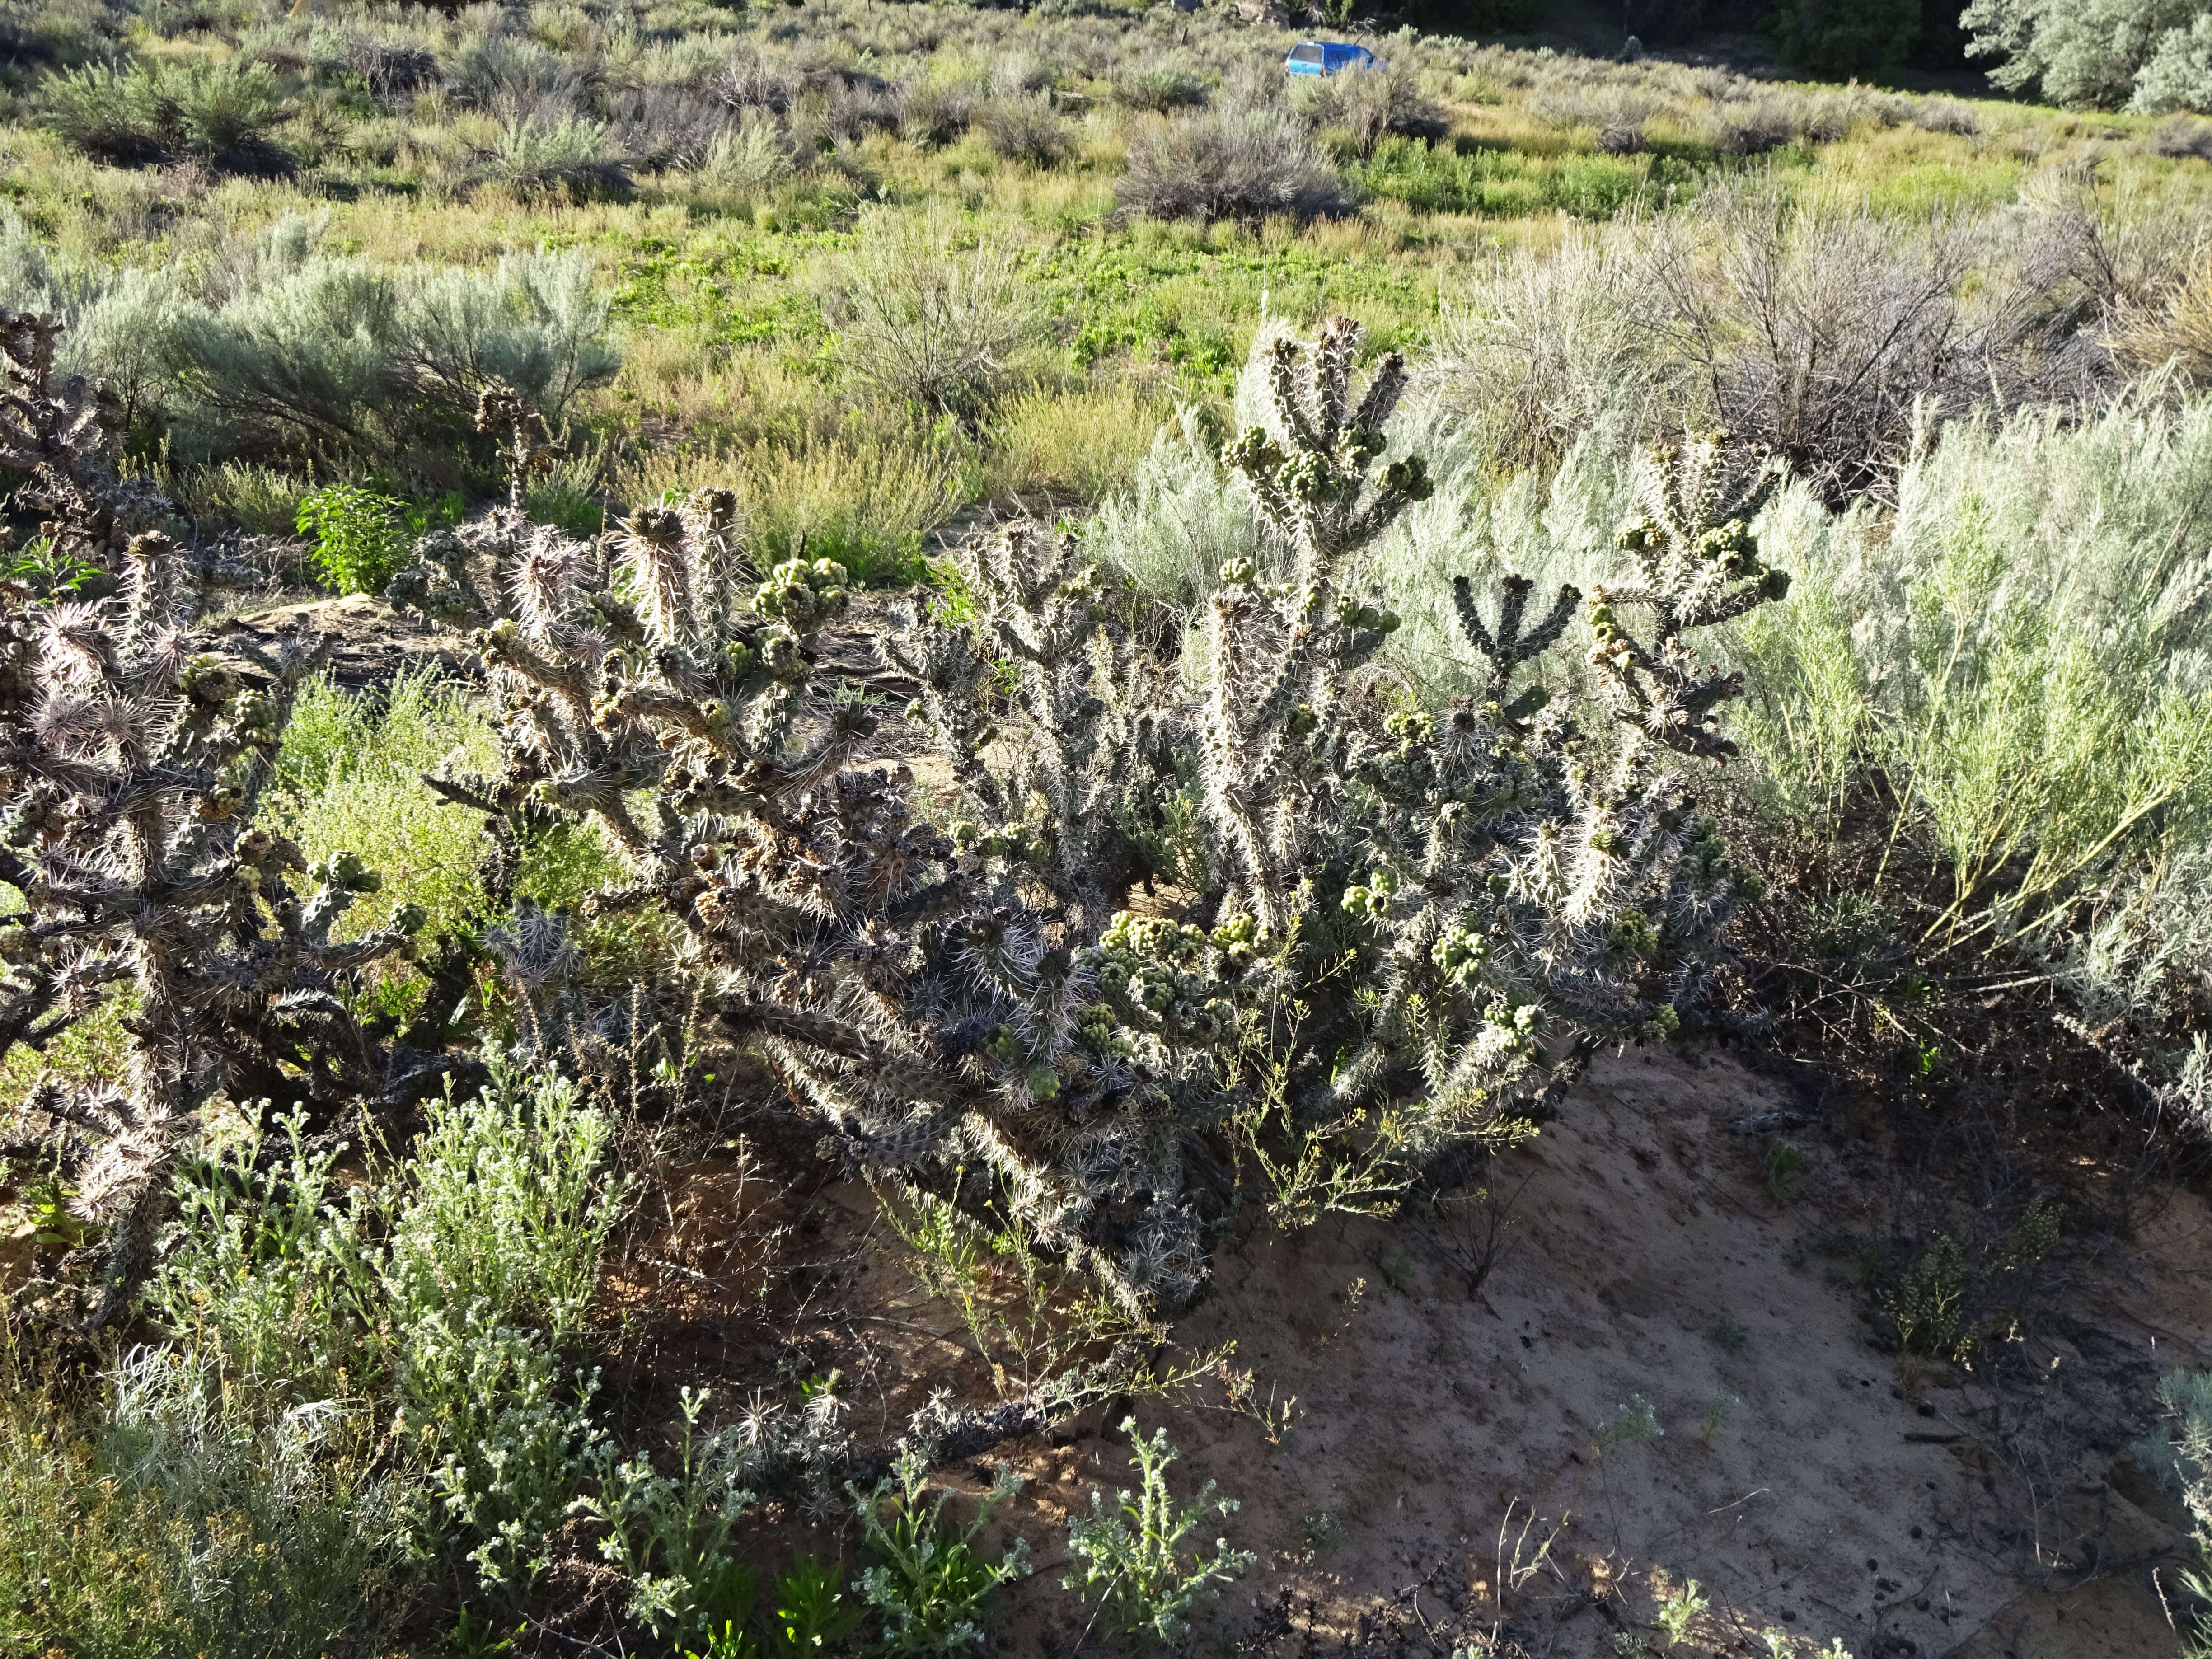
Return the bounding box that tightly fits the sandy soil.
[946,1048,2212,1658]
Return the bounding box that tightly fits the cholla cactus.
[476,382,568,514]
[0,309,169,574]
[1317,434,1784,1149]
[0,312,418,1322]
[1587,432,1788,762]
[389,321,1781,1313]
[882,521,1174,940]
[399,495,1226,1311]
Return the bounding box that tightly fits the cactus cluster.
[383,317,1784,1314]
[398,501,1230,1309]
[0,310,417,1324]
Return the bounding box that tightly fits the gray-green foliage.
[396,249,624,419]
[2159,1368,2212,1654]
[0,1343,394,1659]
[828,209,1041,417]
[1062,1419,1251,1653]
[576,1387,758,1642]
[145,1058,627,1601]
[2133,14,2212,113]
[1962,0,2212,112]
[853,1448,1030,1655]
[1088,407,1262,612]
[476,115,633,201]
[384,1060,625,1339]
[1735,391,2212,956]
[1361,413,1637,701]
[41,58,287,168]
[1116,106,1351,225]
[20,219,619,462]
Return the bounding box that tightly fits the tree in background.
[1961,0,2212,111]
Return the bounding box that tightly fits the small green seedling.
[1652,1577,1707,1648]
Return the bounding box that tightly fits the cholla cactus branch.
[1451,573,1580,726]
[1587,433,1789,763]
[0,316,416,1327]
[0,309,172,576]
[476,381,568,514]
[1204,319,1427,933]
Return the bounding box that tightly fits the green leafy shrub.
[40,58,287,169]
[1062,1419,1251,1653]
[1651,1578,1708,1649]
[1889,1235,1972,1360]
[764,1557,865,1655]
[476,116,633,202]
[39,62,169,163]
[383,1059,626,1339]
[577,1387,758,1641]
[167,58,288,168]
[296,483,412,594]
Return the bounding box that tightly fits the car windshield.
[1289,44,1324,62]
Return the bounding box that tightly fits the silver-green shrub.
[1062,1419,1251,1653]
[396,249,623,422]
[146,1057,628,1600]
[1736,389,2212,958]
[21,225,619,464]
[1116,106,1351,225]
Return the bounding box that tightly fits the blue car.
[1285,41,1379,76]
